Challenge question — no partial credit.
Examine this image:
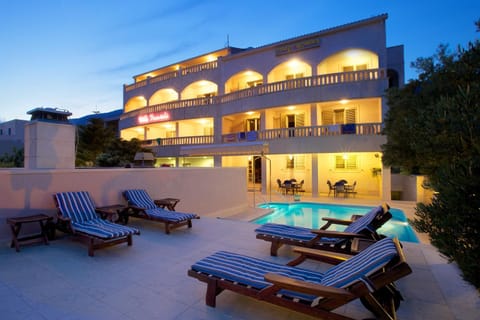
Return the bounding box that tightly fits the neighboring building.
[70,109,122,137]
[119,14,404,198]
[0,119,28,156]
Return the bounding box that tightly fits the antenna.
[225,34,230,48]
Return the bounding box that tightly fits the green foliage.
[96,138,144,167]
[75,118,145,167]
[0,147,24,167]
[383,24,480,288]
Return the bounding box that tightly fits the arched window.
[181,80,218,100]
[124,96,147,112]
[225,70,263,93]
[268,59,312,83]
[317,49,379,75]
[149,88,179,105]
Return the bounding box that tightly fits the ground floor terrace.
[146,152,428,203]
[0,193,478,319]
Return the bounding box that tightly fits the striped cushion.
[191,251,324,301]
[124,189,157,209]
[191,238,398,301]
[254,224,318,241]
[344,205,383,234]
[145,208,198,222]
[55,191,98,223]
[72,219,139,239]
[321,237,397,289]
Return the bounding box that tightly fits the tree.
[96,138,144,167]
[76,118,145,167]
[76,118,116,166]
[0,147,24,167]
[382,20,480,288]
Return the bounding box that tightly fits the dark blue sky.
[1,0,479,121]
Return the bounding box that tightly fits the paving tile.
[0,215,478,320]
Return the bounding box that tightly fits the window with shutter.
[335,155,358,170]
[295,113,305,127]
[322,111,334,125]
[345,109,356,123]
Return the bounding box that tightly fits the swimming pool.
[253,202,419,243]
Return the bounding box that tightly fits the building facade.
[0,119,28,156]
[119,14,404,198]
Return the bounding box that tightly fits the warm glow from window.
[205,55,217,62]
[340,99,349,105]
[342,153,348,160]
[288,106,295,110]
[288,59,300,68]
[246,111,254,115]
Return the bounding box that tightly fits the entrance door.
[248,156,262,184]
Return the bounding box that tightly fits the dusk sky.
[1,0,479,122]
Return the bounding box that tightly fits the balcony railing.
[142,123,382,149]
[143,135,214,148]
[122,68,387,119]
[124,61,219,92]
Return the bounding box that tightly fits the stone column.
[24,121,75,169]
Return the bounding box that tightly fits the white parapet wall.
[0,167,248,241]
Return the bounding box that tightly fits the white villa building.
[119,14,410,200]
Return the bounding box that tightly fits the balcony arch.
[149,88,179,105]
[181,80,218,100]
[317,49,379,75]
[225,70,263,93]
[267,59,312,83]
[125,96,147,113]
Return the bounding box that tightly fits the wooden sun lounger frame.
[256,203,392,256]
[188,238,411,320]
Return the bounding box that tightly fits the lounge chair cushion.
[145,208,198,222]
[55,191,140,238]
[344,205,383,234]
[254,224,318,242]
[191,250,324,301]
[71,219,139,239]
[55,191,99,223]
[320,237,398,289]
[191,237,397,302]
[124,189,198,221]
[123,189,157,209]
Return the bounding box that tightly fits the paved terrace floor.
[1,195,479,319]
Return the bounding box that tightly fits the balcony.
[121,69,387,122]
[142,123,382,154]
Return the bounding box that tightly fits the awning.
[179,142,269,156]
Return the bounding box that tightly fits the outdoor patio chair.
[53,191,140,257]
[188,237,412,320]
[122,189,199,234]
[255,203,392,256]
[327,180,336,196]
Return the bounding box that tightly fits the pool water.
[253,202,419,243]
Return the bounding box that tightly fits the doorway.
[248,156,262,185]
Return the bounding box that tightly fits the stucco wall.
[0,167,248,241]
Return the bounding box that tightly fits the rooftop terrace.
[1,198,478,319]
